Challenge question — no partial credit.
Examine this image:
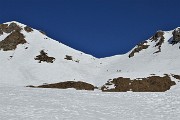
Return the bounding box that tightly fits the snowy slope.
[0,21,101,86]
[1,85,180,120]
[99,30,180,80]
[0,21,180,88]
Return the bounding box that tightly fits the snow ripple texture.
[0,85,180,120]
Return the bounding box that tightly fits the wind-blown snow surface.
[1,85,180,120]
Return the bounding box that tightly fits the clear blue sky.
[0,0,180,58]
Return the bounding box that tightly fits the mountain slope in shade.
[0,21,180,91]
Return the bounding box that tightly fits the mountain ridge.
[0,21,180,92]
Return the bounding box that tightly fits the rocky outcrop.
[150,31,165,53]
[102,75,176,92]
[129,41,149,58]
[150,31,164,41]
[0,31,26,51]
[64,55,73,60]
[171,28,180,44]
[27,81,95,91]
[172,74,180,80]
[24,26,33,32]
[35,50,55,63]
[0,22,21,35]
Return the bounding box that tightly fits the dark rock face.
[151,31,164,41]
[0,31,26,51]
[102,75,176,92]
[172,74,180,80]
[129,41,149,58]
[0,23,21,35]
[28,81,95,91]
[64,55,73,60]
[35,50,55,63]
[172,28,180,44]
[24,26,33,32]
[150,31,165,53]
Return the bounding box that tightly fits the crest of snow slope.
[0,21,180,88]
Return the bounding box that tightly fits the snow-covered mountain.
[0,21,180,92]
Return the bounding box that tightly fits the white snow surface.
[1,21,180,87]
[1,85,180,120]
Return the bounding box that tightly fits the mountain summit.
[0,21,180,92]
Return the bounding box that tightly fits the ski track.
[0,85,180,120]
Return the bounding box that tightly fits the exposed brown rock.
[171,74,180,80]
[0,31,26,51]
[150,31,165,54]
[64,55,73,60]
[0,24,8,30]
[172,28,180,44]
[102,75,176,92]
[0,30,3,35]
[150,31,164,41]
[0,23,22,34]
[35,50,55,63]
[27,81,95,91]
[24,26,33,32]
[0,24,8,35]
[129,41,149,58]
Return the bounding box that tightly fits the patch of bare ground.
[34,50,55,63]
[129,41,149,58]
[102,75,176,92]
[27,81,95,91]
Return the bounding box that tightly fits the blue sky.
[0,0,180,58]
